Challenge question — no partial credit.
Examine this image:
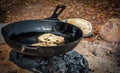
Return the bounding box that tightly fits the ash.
[9,50,89,73]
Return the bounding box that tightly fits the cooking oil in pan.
[10,32,73,44]
[10,32,44,44]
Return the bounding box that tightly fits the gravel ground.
[75,39,120,73]
[0,0,120,73]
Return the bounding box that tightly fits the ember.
[10,50,89,73]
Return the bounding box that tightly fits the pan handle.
[46,5,65,20]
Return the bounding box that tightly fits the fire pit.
[10,50,89,73]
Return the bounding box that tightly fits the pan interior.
[10,32,73,44]
[3,20,83,45]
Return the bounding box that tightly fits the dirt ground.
[0,0,120,73]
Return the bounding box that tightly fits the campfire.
[10,50,89,73]
[1,0,120,73]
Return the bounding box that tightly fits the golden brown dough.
[32,33,64,46]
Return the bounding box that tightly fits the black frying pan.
[1,5,83,57]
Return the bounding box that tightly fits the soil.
[0,0,120,73]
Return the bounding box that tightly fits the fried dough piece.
[32,33,64,46]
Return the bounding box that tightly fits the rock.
[100,18,120,43]
[106,50,112,55]
[92,51,98,56]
